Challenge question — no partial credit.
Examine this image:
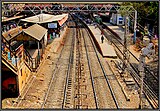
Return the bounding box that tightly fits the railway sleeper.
[76,85,87,90]
[68,82,72,85]
[66,96,71,99]
[66,102,71,105]
[75,77,85,82]
[67,94,71,96]
[75,57,80,61]
[67,90,72,93]
[64,106,70,108]
[80,67,84,71]
[76,105,88,109]
[67,86,72,89]
[67,91,71,94]
[76,67,80,70]
[76,63,79,66]
[67,84,72,88]
[68,84,72,87]
[65,99,71,102]
[79,77,86,82]
[79,73,84,78]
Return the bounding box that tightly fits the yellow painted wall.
[18,62,32,94]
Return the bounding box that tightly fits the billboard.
[48,23,57,28]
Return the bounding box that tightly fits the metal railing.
[2,36,17,70]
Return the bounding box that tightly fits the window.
[21,69,22,76]
[119,21,123,25]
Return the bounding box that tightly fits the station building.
[1,13,68,98]
[20,13,68,41]
[2,15,32,99]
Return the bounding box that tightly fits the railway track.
[9,14,158,109]
[73,22,89,109]
[101,23,158,109]
[73,15,120,109]
[11,19,75,109]
[41,21,75,109]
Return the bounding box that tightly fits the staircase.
[2,36,18,74]
[2,36,33,73]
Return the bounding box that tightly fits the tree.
[122,1,158,31]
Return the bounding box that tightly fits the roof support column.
[37,41,40,62]
[41,38,45,56]
[133,10,137,44]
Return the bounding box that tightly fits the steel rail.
[41,21,75,108]
[76,15,119,109]
[103,24,158,96]
[12,32,67,108]
[62,20,75,108]
[102,23,158,82]
[85,27,119,109]
[79,22,99,109]
[72,14,99,109]
[76,26,81,109]
[102,24,158,109]
[12,74,36,107]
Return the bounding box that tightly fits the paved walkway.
[87,24,117,57]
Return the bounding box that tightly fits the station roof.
[21,13,68,24]
[23,24,47,41]
[2,15,24,22]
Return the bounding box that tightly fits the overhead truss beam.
[2,3,136,15]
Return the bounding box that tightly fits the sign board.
[48,23,57,28]
[119,18,123,20]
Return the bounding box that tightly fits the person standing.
[101,35,104,43]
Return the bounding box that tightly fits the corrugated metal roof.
[21,13,68,24]
[23,24,47,41]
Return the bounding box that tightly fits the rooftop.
[21,13,68,24]
[23,24,47,41]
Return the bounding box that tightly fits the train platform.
[102,22,141,61]
[103,22,125,40]
[87,24,117,58]
[102,22,158,63]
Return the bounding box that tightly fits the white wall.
[44,32,48,46]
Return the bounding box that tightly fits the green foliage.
[122,1,158,25]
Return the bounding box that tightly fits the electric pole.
[122,14,130,74]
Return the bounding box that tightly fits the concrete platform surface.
[88,25,117,57]
[100,43,117,57]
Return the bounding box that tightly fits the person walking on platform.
[101,35,104,43]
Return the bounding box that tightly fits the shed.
[23,24,48,42]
